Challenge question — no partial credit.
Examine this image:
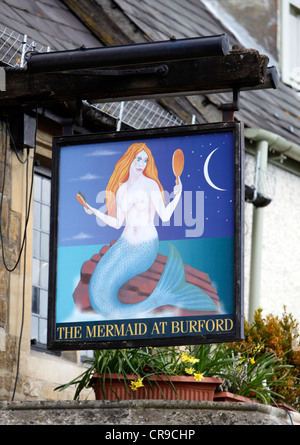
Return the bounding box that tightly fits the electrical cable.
[0,118,36,272]
[283,407,294,425]
[6,119,28,164]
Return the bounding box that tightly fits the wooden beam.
[0,49,269,108]
[61,0,132,46]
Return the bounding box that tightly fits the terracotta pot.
[271,402,298,412]
[90,373,222,401]
[213,391,253,403]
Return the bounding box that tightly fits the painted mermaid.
[78,142,218,319]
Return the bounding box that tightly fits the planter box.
[90,373,222,401]
[214,391,253,403]
[271,402,298,413]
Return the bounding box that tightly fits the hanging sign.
[48,122,244,350]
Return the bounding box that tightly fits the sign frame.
[47,122,244,350]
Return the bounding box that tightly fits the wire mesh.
[0,25,186,129]
[0,27,49,68]
[1,24,186,366]
[90,100,184,129]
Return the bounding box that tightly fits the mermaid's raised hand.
[76,191,94,214]
[84,206,94,215]
[173,176,182,195]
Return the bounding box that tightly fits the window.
[280,0,300,90]
[30,170,88,361]
[31,171,51,347]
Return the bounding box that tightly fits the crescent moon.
[203,148,226,191]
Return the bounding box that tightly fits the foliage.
[54,344,236,400]
[55,307,300,410]
[217,343,293,405]
[234,307,300,410]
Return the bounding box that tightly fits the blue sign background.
[57,131,234,247]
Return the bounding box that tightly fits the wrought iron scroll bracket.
[219,88,240,122]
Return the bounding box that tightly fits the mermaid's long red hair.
[106,142,165,217]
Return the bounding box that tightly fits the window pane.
[41,204,50,232]
[31,314,39,341]
[32,258,40,287]
[33,175,41,202]
[41,233,49,261]
[32,229,40,258]
[42,178,51,205]
[39,318,47,344]
[32,286,40,314]
[40,289,48,318]
[33,201,41,229]
[40,261,49,290]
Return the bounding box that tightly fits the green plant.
[217,343,293,405]
[161,343,239,380]
[54,344,236,400]
[236,307,300,410]
[55,308,300,408]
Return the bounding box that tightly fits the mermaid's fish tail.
[89,238,218,318]
[152,243,219,312]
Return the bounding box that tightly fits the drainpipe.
[248,139,269,322]
[244,128,300,322]
[244,128,300,163]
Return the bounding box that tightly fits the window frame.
[280,0,300,90]
[31,166,60,355]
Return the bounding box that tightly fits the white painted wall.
[244,154,300,325]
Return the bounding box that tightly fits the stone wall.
[0,119,21,400]
[0,400,298,425]
[0,118,93,402]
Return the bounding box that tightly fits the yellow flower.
[181,353,199,364]
[130,377,144,391]
[181,353,191,363]
[250,358,255,365]
[185,367,195,375]
[193,373,204,382]
[254,344,263,354]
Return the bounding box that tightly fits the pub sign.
[47,122,244,350]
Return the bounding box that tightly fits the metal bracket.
[7,112,37,149]
[219,88,240,122]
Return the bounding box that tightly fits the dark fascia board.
[0,48,272,108]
